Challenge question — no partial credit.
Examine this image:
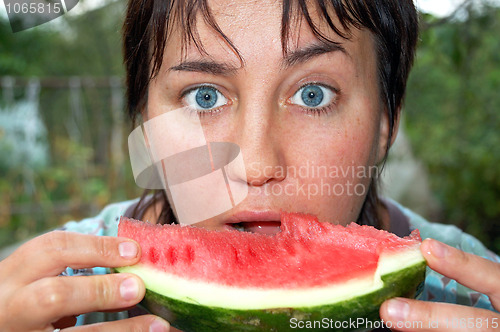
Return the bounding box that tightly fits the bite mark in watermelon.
[116,212,426,332]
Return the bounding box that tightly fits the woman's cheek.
[276,113,379,224]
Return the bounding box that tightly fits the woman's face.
[146,0,391,232]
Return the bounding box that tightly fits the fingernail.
[430,239,447,259]
[386,298,410,322]
[150,318,170,332]
[120,277,139,301]
[119,241,138,259]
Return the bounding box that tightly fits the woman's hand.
[380,238,500,331]
[0,231,170,332]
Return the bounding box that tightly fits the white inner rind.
[119,246,424,310]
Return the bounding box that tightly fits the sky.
[416,0,463,16]
[417,0,500,16]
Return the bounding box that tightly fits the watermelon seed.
[149,247,159,264]
[167,247,177,265]
[185,245,195,264]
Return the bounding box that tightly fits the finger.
[10,273,145,330]
[380,297,500,331]
[65,315,170,332]
[4,231,140,284]
[421,238,500,308]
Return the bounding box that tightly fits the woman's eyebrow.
[281,42,349,69]
[168,60,239,76]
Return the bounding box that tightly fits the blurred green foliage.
[0,0,124,76]
[405,5,500,252]
[0,1,142,247]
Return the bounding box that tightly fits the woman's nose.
[233,103,287,187]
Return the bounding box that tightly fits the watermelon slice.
[116,212,426,332]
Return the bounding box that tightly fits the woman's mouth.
[229,221,282,235]
[224,210,282,235]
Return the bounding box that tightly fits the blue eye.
[184,86,228,111]
[301,85,324,107]
[290,84,335,109]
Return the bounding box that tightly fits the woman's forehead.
[161,0,372,72]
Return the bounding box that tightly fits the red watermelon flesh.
[118,212,421,289]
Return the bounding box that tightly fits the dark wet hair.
[123,0,419,227]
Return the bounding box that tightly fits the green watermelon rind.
[124,260,425,332]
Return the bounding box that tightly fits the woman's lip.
[224,210,281,224]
